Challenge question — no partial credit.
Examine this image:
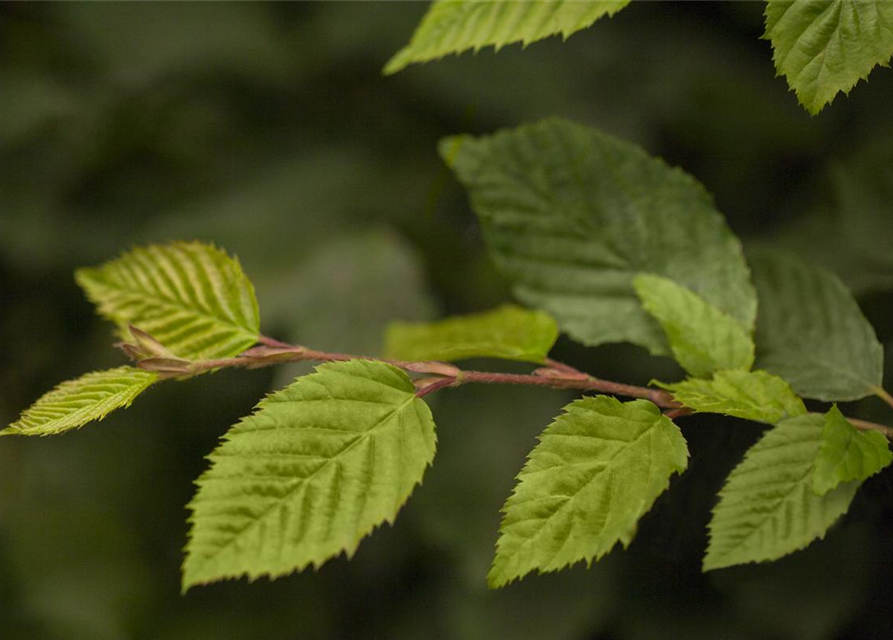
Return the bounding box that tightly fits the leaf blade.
[634,273,754,377]
[813,405,892,495]
[3,367,157,436]
[704,413,858,571]
[385,0,630,75]
[441,118,756,355]
[182,359,437,589]
[384,304,558,363]
[76,241,260,360]
[764,0,893,114]
[749,249,883,401]
[659,370,806,425]
[489,396,688,588]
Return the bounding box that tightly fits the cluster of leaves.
[387,0,893,115]
[6,117,892,591]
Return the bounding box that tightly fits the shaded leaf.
[634,273,754,377]
[3,367,157,436]
[750,249,883,401]
[764,0,893,114]
[385,0,630,75]
[489,396,688,587]
[76,242,260,360]
[704,413,858,571]
[183,359,437,589]
[385,304,558,363]
[442,118,756,355]
[813,405,892,495]
[658,370,806,425]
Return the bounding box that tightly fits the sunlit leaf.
[813,405,892,495]
[490,396,688,587]
[183,359,437,589]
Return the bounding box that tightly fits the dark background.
[2,2,893,639]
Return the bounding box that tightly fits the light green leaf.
[182,359,437,589]
[749,249,883,401]
[704,413,858,571]
[634,273,754,377]
[385,0,630,75]
[441,118,756,355]
[764,0,893,115]
[76,241,260,360]
[813,405,892,496]
[384,304,558,363]
[2,367,157,436]
[489,396,688,588]
[659,370,806,425]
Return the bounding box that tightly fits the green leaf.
[384,0,630,75]
[2,367,157,436]
[704,413,858,571]
[749,249,883,401]
[182,359,437,589]
[489,396,688,588]
[441,118,756,355]
[384,304,558,363]
[76,241,260,360]
[634,273,754,377]
[764,0,893,115]
[659,370,806,425]
[813,405,892,495]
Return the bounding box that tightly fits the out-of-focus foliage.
[2,2,893,639]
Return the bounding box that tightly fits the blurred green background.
[2,2,893,639]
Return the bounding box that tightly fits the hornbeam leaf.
[764,0,893,115]
[384,304,558,363]
[634,273,754,377]
[659,370,806,425]
[441,118,756,355]
[384,0,630,75]
[182,359,437,589]
[2,367,157,436]
[76,241,260,360]
[813,405,892,496]
[749,249,883,401]
[704,413,858,571]
[489,396,688,588]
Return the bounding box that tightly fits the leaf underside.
[384,304,558,363]
[749,249,883,401]
[182,359,437,590]
[764,0,893,114]
[704,413,858,571]
[442,118,756,356]
[384,0,630,74]
[659,369,806,425]
[3,367,157,436]
[76,241,260,360]
[634,273,754,377]
[490,396,688,588]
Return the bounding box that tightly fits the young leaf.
[76,242,260,360]
[704,414,858,571]
[764,0,893,115]
[749,249,883,401]
[489,396,688,588]
[441,118,756,356]
[182,359,437,589]
[384,304,558,363]
[658,369,806,425]
[2,367,157,436]
[384,0,630,75]
[634,273,754,377]
[813,405,892,496]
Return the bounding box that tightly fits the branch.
[132,335,893,440]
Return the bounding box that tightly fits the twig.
[132,335,893,440]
